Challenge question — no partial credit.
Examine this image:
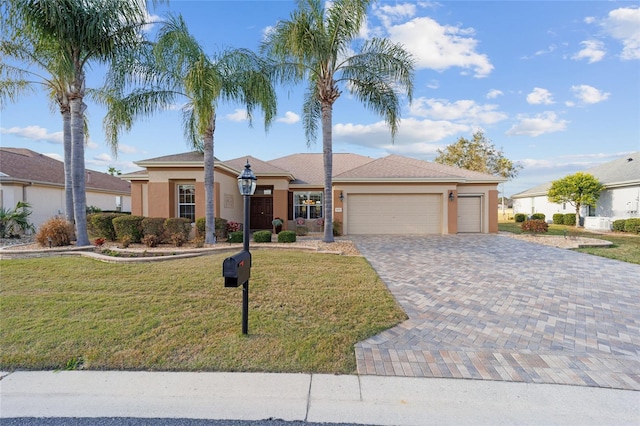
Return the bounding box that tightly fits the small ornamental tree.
[547,172,604,228]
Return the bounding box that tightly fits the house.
[512,152,640,230]
[122,151,504,235]
[0,148,132,229]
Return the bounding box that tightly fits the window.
[294,191,323,219]
[177,184,195,222]
[588,204,596,217]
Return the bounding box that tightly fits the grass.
[0,251,406,373]
[498,222,640,264]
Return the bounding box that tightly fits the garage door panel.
[348,194,442,235]
[458,196,481,233]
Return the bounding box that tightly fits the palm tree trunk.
[62,106,74,224]
[203,119,216,244]
[321,101,334,243]
[70,72,89,246]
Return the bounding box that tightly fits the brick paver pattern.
[353,235,640,390]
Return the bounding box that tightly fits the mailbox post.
[223,160,256,335]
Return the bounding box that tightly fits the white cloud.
[571,84,610,104]
[276,111,300,124]
[601,6,640,60]
[117,144,138,154]
[409,98,508,124]
[334,117,469,149]
[373,2,417,27]
[584,16,596,24]
[386,17,494,78]
[0,125,63,144]
[44,153,63,162]
[486,89,503,99]
[572,40,606,63]
[426,79,440,89]
[506,112,568,137]
[95,153,113,162]
[226,109,249,122]
[526,88,554,105]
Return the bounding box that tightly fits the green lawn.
[0,251,406,373]
[499,222,640,265]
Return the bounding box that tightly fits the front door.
[250,196,273,230]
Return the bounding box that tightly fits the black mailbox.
[223,251,251,287]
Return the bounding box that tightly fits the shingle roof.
[224,155,293,176]
[335,154,504,181]
[0,148,130,193]
[267,153,375,185]
[136,151,210,164]
[512,152,640,198]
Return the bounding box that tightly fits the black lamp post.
[237,160,256,334]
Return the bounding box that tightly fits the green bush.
[277,230,297,243]
[142,217,166,240]
[164,218,191,241]
[514,213,526,223]
[530,213,546,221]
[253,230,272,243]
[296,226,308,236]
[332,220,342,236]
[90,213,124,241]
[228,231,243,243]
[113,215,144,243]
[612,219,627,232]
[215,217,228,240]
[552,213,565,225]
[624,218,640,234]
[195,217,206,237]
[563,213,576,226]
[142,234,160,248]
[521,219,548,234]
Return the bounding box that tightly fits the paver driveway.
[352,235,640,390]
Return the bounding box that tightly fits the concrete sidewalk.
[1,371,638,425]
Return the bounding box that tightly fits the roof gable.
[0,148,130,193]
[267,153,375,185]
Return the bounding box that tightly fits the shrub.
[253,230,272,243]
[521,219,548,234]
[142,234,160,248]
[86,205,102,214]
[90,213,124,241]
[215,217,228,239]
[624,218,640,234]
[94,238,105,246]
[612,219,627,232]
[164,218,191,241]
[193,236,205,248]
[514,213,526,223]
[195,217,206,237]
[332,220,342,236]
[142,217,166,240]
[119,235,131,248]
[0,201,35,238]
[563,213,576,226]
[296,226,308,236]
[227,221,242,233]
[170,233,186,247]
[530,213,546,221]
[228,231,243,243]
[36,217,75,247]
[552,213,565,225]
[113,215,144,243]
[277,230,296,243]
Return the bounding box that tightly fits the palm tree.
[7,0,158,246]
[262,0,414,242]
[104,14,277,244]
[0,36,75,223]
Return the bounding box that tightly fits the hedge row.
[614,218,640,233]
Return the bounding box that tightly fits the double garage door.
[347,194,442,235]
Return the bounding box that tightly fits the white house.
[512,152,640,230]
[0,148,131,230]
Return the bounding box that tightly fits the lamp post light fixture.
[339,191,344,202]
[238,160,256,334]
[449,191,455,202]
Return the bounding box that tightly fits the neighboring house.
[512,152,640,230]
[122,151,504,235]
[0,148,132,229]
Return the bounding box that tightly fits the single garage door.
[348,194,442,235]
[457,196,482,233]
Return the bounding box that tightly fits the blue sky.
[1,1,639,196]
